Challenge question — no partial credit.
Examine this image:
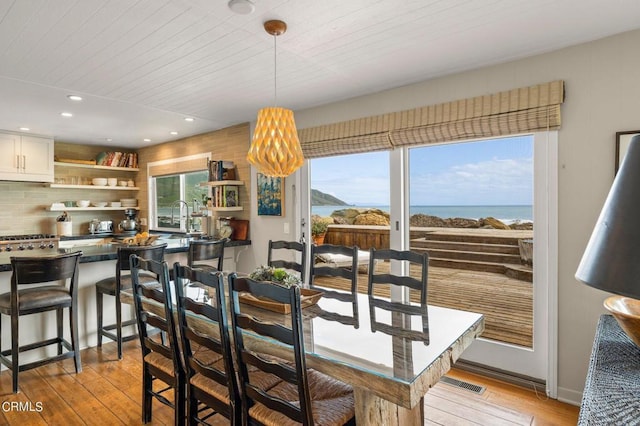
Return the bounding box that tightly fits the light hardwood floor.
[0,340,578,425]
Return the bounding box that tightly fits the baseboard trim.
[454,359,547,395]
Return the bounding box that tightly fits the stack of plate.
[120,198,137,207]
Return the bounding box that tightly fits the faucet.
[171,200,191,233]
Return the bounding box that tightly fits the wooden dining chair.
[267,240,307,283]
[173,263,241,425]
[130,255,184,425]
[0,251,83,393]
[187,238,227,273]
[367,248,429,306]
[95,243,167,359]
[228,274,356,425]
[367,248,430,345]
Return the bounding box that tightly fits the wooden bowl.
[604,296,640,347]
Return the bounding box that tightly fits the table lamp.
[576,134,640,346]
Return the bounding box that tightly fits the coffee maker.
[118,208,140,233]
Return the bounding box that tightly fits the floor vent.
[439,376,486,395]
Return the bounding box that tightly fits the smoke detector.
[228,0,255,15]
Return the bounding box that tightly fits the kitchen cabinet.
[0,132,54,182]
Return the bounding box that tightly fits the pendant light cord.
[273,34,278,107]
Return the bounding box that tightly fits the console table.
[579,314,640,425]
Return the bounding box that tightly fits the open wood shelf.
[200,180,244,187]
[47,206,139,212]
[54,161,139,172]
[47,184,139,190]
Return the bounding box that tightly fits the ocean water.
[311,205,533,224]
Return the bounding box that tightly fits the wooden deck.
[314,260,533,347]
[320,225,534,347]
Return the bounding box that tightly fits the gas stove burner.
[2,233,57,241]
[0,234,59,252]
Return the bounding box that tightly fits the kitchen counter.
[0,235,251,272]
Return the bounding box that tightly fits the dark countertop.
[0,235,250,272]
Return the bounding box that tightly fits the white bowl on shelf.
[92,178,107,186]
[76,200,90,208]
[109,201,122,207]
[107,178,118,186]
[92,201,108,207]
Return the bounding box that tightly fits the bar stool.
[95,243,167,359]
[0,251,83,393]
[187,238,227,273]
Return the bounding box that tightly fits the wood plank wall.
[137,123,252,227]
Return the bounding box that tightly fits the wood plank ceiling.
[1,0,640,147]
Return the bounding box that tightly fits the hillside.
[311,189,349,206]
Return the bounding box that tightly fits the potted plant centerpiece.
[248,265,301,288]
[244,265,322,313]
[311,216,329,245]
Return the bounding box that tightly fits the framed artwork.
[616,130,640,174]
[257,173,284,216]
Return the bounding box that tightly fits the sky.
[310,135,533,206]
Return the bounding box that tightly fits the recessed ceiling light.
[184,117,195,122]
[170,131,178,135]
[67,95,83,101]
[19,127,30,131]
[61,112,73,117]
[143,138,151,142]
[105,138,113,142]
[228,0,255,15]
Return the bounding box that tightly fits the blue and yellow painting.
[257,173,284,216]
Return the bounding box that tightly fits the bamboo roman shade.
[298,80,564,157]
[148,156,208,177]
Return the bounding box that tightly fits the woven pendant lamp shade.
[248,106,303,177]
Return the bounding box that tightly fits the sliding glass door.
[299,131,557,395]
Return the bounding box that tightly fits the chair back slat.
[235,311,296,346]
[173,264,239,424]
[267,240,307,282]
[229,274,314,425]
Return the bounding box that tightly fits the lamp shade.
[576,135,640,298]
[248,106,304,177]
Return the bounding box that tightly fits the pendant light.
[247,20,304,177]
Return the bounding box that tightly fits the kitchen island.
[0,235,250,368]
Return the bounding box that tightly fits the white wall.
[242,28,640,403]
